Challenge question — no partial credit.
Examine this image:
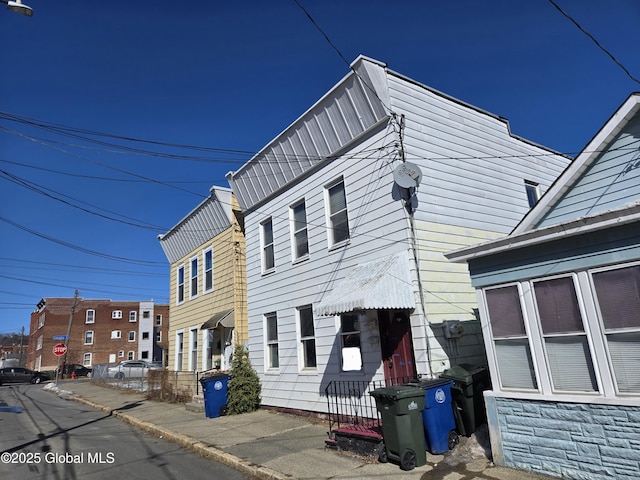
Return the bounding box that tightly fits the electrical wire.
[548,0,640,85]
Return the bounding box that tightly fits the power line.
[548,0,640,85]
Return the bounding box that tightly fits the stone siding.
[495,397,640,480]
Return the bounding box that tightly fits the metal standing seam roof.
[314,250,415,317]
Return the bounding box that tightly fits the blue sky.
[1,0,638,335]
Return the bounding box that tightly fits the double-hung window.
[86,310,95,324]
[190,256,198,299]
[533,276,597,392]
[340,314,362,371]
[485,285,537,390]
[326,179,350,246]
[265,312,279,369]
[129,311,137,322]
[177,265,185,304]
[261,218,275,272]
[591,264,640,393]
[84,330,94,345]
[204,248,213,293]
[291,201,309,260]
[298,306,316,369]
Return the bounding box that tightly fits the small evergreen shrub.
[226,344,261,415]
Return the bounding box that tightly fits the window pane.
[263,220,273,244]
[264,245,275,270]
[607,332,640,393]
[485,286,526,337]
[293,202,306,230]
[495,339,537,389]
[299,307,314,337]
[266,314,278,341]
[592,265,640,330]
[303,339,317,368]
[205,250,212,270]
[545,337,597,392]
[295,231,309,257]
[341,315,359,333]
[534,277,584,334]
[269,344,279,368]
[329,182,346,212]
[331,210,350,244]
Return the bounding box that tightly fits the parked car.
[58,364,92,378]
[107,360,163,380]
[0,367,51,385]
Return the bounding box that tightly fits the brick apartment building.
[27,297,169,371]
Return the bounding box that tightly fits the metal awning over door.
[200,308,235,330]
[314,250,415,317]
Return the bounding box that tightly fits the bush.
[226,344,261,415]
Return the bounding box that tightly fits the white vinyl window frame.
[177,264,185,305]
[290,199,309,261]
[175,330,184,371]
[128,331,136,342]
[265,312,279,371]
[325,178,350,248]
[190,255,199,299]
[84,330,94,345]
[112,310,123,319]
[203,247,214,293]
[85,310,95,324]
[83,353,92,366]
[297,305,316,370]
[129,311,137,322]
[111,330,122,339]
[261,218,275,273]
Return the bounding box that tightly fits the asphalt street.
[0,383,254,480]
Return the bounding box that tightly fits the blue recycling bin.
[408,378,458,454]
[199,373,230,418]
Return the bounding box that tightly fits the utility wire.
[548,0,640,85]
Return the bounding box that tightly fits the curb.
[70,395,287,480]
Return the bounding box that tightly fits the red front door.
[379,310,417,385]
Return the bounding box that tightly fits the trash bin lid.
[405,378,453,389]
[440,364,486,384]
[370,385,426,400]
[200,372,231,384]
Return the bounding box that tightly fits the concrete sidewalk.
[45,380,556,480]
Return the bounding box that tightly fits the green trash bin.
[370,385,426,471]
[440,364,491,436]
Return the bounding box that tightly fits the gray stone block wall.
[495,398,640,480]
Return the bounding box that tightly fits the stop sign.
[53,343,67,356]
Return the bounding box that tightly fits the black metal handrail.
[325,376,416,436]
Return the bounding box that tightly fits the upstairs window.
[112,310,122,319]
[190,256,199,299]
[128,331,136,342]
[177,265,185,304]
[291,200,309,260]
[326,179,350,246]
[84,330,94,345]
[155,314,162,326]
[129,311,137,322]
[204,248,213,292]
[261,218,275,272]
[111,330,121,339]
[524,180,539,208]
[86,310,95,324]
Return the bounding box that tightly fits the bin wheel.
[400,449,417,471]
[219,405,228,416]
[448,431,460,450]
[378,446,388,463]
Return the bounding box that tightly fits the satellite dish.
[393,162,422,188]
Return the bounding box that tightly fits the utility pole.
[60,290,79,379]
[19,326,24,366]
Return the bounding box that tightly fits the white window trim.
[155,314,162,326]
[324,177,350,249]
[290,199,310,263]
[112,310,122,319]
[84,330,94,345]
[86,310,95,324]
[175,329,184,371]
[128,331,136,342]
[203,247,214,294]
[188,327,198,372]
[261,218,275,274]
[177,264,185,305]
[111,330,122,339]
[479,263,640,406]
[264,312,279,372]
[190,255,199,299]
[83,352,92,366]
[129,311,137,322]
[296,305,317,373]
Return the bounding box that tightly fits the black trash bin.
[370,385,426,471]
[440,364,491,436]
[199,373,230,418]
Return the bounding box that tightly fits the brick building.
[27,297,169,371]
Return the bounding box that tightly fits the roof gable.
[512,93,640,235]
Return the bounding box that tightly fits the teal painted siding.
[468,222,640,287]
[537,116,640,228]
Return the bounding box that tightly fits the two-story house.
[225,55,571,414]
[158,186,247,375]
[447,93,640,480]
